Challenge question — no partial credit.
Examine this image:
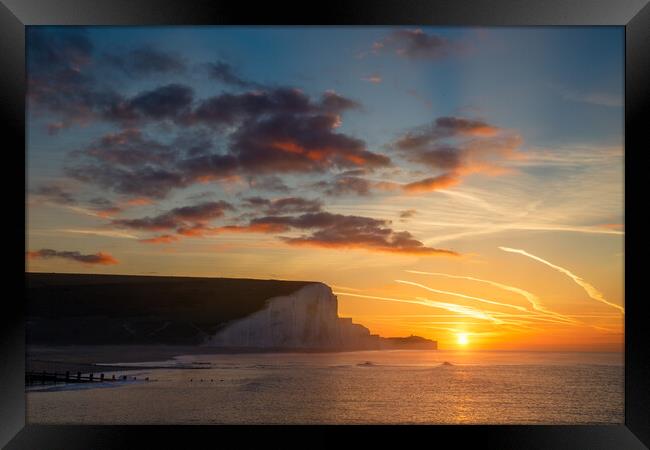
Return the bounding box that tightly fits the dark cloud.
[247,176,290,193]
[66,164,187,199]
[399,209,417,219]
[27,28,118,133]
[103,46,186,77]
[112,201,233,231]
[27,249,119,265]
[243,197,322,214]
[28,30,189,131]
[314,176,373,196]
[31,184,77,205]
[86,197,122,217]
[250,212,457,256]
[373,29,460,60]
[242,197,271,208]
[28,30,387,199]
[27,28,93,76]
[76,128,176,166]
[185,88,359,128]
[230,112,389,173]
[205,60,260,89]
[126,84,194,120]
[395,116,522,192]
[66,128,236,199]
[64,87,386,198]
[395,117,499,151]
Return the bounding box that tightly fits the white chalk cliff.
[204,283,381,349]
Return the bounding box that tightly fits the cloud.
[405,270,577,324]
[314,176,374,196]
[185,88,357,127]
[205,60,260,89]
[66,163,188,199]
[402,173,461,193]
[335,291,501,323]
[58,228,137,239]
[103,46,186,77]
[112,201,233,231]
[155,209,456,255]
[395,116,523,192]
[361,75,382,84]
[138,234,180,244]
[558,86,622,108]
[31,183,77,205]
[499,247,624,314]
[251,212,458,256]
[125,84,194,121]
[27,28,110,132]
[371,29,461,60]
[395,279,528,312]
[63,88,387,199]
[86,197,123,218]
[76,128,176,166]
[27,32,191,130]
[243,196,323,214]
[26,249,118,265]
[176,222,289,238]
[247,175,290,193]
[230,112,381,173]
[399,209,417,219]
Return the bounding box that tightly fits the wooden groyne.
[25,371,149,386]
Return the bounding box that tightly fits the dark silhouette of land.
[26,272,313,345]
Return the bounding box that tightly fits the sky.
[25,26,624,351]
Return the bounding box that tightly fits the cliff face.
[205,283,380,350]
[26,273,436,349]
[204,283,437,350]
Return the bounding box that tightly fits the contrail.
[395,279,528,312]
[334,291,503,323]
[499,246,624,314]
[405,270,577,324]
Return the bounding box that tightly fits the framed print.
[1,0,649,448]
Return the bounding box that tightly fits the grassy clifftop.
[26,273,314,345]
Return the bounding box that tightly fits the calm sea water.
[27,350,624,424]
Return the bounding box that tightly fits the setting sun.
[457,333,469,346]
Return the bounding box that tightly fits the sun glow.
[457,333,469,346]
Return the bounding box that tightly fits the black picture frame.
[2,1,648,448]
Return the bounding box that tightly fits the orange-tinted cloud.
[113,201,233,231]
[124,197,154,207]
[395,116,523,193]
[285,239,458,256]
[176,222,289,238]
[402,173,461,193]
[27,249,118,265]
[138,234,179,244]
[599,223,624,231]
[251,212,458,256]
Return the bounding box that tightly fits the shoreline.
[26,345,440,375]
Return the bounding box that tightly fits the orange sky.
[25,27,624,351]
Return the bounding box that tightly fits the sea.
[26,350,624,424]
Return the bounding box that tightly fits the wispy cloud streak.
[499,246,624,313]
[405,270,577,324]
[334,291,503,323]
[395,279,528,312]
